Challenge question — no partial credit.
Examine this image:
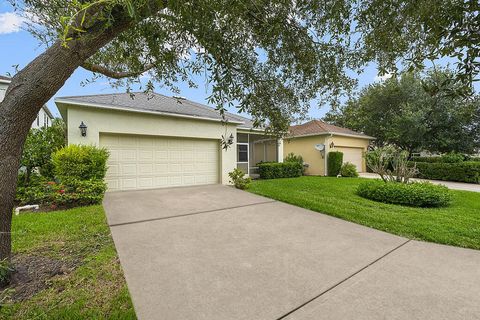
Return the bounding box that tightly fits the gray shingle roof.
[56,92,255,128]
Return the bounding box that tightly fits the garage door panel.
[101,134,219,191]
[336,147,363,172]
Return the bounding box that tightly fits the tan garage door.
[100,133,219,191]
[336,147,364,172]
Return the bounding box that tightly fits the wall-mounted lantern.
[228,133,234,145]
[329,141,335,149]
[79,121,87,137]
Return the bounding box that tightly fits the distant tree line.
[324,70,480,154]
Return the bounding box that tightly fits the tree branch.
[81,62,155,79]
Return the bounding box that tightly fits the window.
[237,144,248,162]
[36,115,39,126]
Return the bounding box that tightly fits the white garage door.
[337,147,364,172]
[100,133,219,191]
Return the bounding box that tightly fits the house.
[0,75,54,128]
[284,120,374,175]
[55,92,282,191]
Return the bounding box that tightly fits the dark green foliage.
[257,162,303,179]
[440,152,465,163]
[228,168,252,190]
[412,162,480,184]
[20,119,66,183]
[411,156,443,163]
[340,162,358,177]
[52,145,109,182]
[324,71,480,154]
[284,153,305,174]
[0,259,14,287]
[327,151,343,176]
[357,180,451,207]
[15,179,107,208]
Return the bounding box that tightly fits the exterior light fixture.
[329,141,335,149]
[79,121,87,137]
[228,133,234,144]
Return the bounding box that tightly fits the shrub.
[440,152,464,163]
[20,119,66,184]
[340,162,358,177]
[52,145,109,182]
[327,151,343,176]
[228,168,252,190]
[257,162,303,179]
[366,147,417,183]
[284,153,305,174]
[0,259,14,287]
[412,161,480,183]
[15,179,107,208]
[410,156,442,163]
[357,180,451,207]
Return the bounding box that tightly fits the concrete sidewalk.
[104,185,480,320]
[359,172,480,192]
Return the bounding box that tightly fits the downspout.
[325,133,333,176]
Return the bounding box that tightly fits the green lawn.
[0,205,136,319]
[248,176,480,250]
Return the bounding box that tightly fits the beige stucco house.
[284,120,374,175]
[56,92,281,192]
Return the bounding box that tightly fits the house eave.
[54,98,245,125]
[286,132,375,140]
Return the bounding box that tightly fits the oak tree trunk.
[0,12,135,280]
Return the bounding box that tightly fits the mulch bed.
[0,254,77,302]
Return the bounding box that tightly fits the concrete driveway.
[104,185,480,320]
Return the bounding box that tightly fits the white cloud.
[0,12,26,35]
[374,72,393,82]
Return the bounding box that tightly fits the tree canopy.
[11,0,480,134]
[324,70,480,154]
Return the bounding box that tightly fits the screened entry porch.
[236,132,283,178]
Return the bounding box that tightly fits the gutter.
[54,98,245,125]
[286,131,375,140]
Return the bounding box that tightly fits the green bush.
[228,168,252,190]
[16,179,107,208]
[440,152,465,163]
[257,162,303,179]
[52,145,109,182]
[284,153,305,174]
[357,180,451,207]
[412,161,480,183]
[340,162,359,177]
[0,259,14,287]
[327,151,343,176]
[411,156,442,163]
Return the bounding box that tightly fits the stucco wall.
[63,104,237,184]
[329,136,370,172]
[283,135,327,175]
[283,134,372,175]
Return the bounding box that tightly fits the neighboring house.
[0,75,54,128]
[284,120,374,175]
[56,92,282,191]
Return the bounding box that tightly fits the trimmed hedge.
[357,180,451,207]
[52,144,109,182]
[412,161,480,184]
[411,156,442,163]
[327,151,343,176]
[257,162,303,179]
[340,162,359,177]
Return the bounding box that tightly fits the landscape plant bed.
[248,176,480,250]
[0,206,135,319]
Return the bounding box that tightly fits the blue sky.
[0,2,473,120]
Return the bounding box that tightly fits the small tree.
[20,119,66,184]
[366,147,418,183]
